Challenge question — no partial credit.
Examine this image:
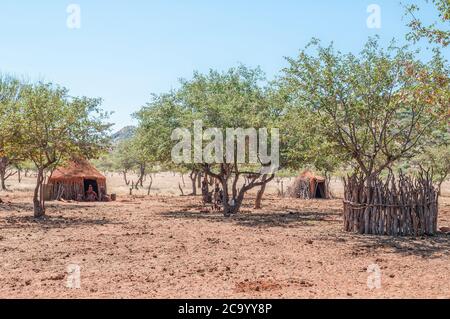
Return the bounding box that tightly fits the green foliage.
[178,65,274,129]
[13,82,111,170]
[0,74,22,159]
[281,38,449,181]
[134,92,186,170]
[1,77,112,216]
[405,0,450,47]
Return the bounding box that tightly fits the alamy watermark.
[171,120,280,174]
[367,264,382,290]
[66,263,81,289]
[367,4,381,29]
[67,4,81,29]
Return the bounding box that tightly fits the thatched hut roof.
[299,170,326,182]
[49,160,106,182]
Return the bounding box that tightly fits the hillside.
[111,126,136,144]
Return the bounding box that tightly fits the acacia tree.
[114,130,155,190]
[12,82,111,218]
[136,67,279,215]
[176,66,278,215]
[281,38,449,185]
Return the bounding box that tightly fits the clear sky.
[1,1,448,131]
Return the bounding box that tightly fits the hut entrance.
[314,182,326,199]
[84,179,99,195]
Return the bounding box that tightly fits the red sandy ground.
[0,175,449,299]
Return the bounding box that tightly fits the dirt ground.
[0,173,449,299]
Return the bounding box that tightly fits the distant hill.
[111,126,136,144]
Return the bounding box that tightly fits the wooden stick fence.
[343,170,439,236]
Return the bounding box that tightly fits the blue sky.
[0,1,448,131]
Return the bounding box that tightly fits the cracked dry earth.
[0,191,449,299]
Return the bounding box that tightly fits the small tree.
[13,82,111,218]
[130,131,153,188]
[114,139,136,186]
[282,38,449,184]
[176,66,278,215]
[281,38,449,235]
[136,67,280,215]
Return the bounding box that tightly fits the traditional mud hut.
[45,160,107,201]
[287,170,330,199]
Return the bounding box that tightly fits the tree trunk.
[223,187,244,217]
[18,169,22,183]
[436,175,447,197]
[0,171,6,191]
[324,171,332,199]
[123,170,130,186]
[0,157,8,191]
[202,173,211,203]
[204,164,275,216]
[197,173,202,189]
[221,178,231,216]
[147,175,153,195]
[178,183,184,196]
[189,170,198,195]
[232,174,239,200]
[33,168,46,218]
[129,181,134,195]
[255,175,268,209]
[137,163,146,187]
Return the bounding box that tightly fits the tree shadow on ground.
[0,201,98,213]
[160,209,342,229]
[0,202,117,230]
[340,232,450,258]
[0,215,117,230]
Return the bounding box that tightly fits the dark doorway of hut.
[314,182,326,199]
[84,179,99,198]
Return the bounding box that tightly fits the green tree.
[114,131,154,189]
[131,130,154,188]
[281,38,449,185]
[180,66,277,214]
[13,82,111,218]
[114,139,136,186]
[136,66,280,215]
